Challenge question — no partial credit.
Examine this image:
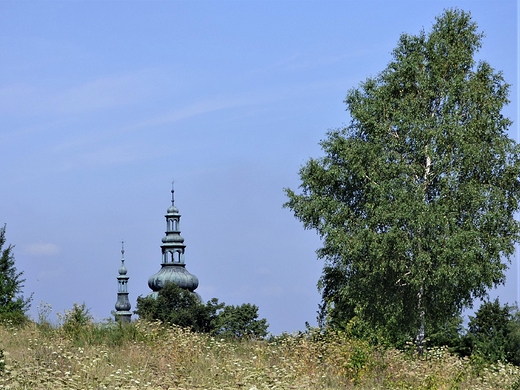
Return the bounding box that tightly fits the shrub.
[135,283,220,333]
[214,303,268,339]
[135,282,269,338]
[466,299,520,365]
[0,225,31,325]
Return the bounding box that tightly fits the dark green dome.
[148,264,199,292]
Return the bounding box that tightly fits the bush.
[506,310,520,365]
[60,303,92,329]
[135,283,220,333]
[466,299,520,365]
[135,282,269,338]
[0,225,31,325]
[214,303,268,339]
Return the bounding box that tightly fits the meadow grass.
[0,319,519,389]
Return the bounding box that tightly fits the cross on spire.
[171,180,175,206]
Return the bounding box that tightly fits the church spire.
[171,180,175,206]
[114,241,131,322]
[147,184,200,300]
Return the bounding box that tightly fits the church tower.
[114,242,131,322]
[148,184,200,299]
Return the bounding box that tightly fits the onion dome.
[148,265,199,292]
[118,259,128,275]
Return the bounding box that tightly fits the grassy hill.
[0,319,519,389]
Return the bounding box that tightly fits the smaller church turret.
[114,242,132,323]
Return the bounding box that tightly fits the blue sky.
[1,1,518,334]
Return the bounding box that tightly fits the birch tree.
[284,9,520,347]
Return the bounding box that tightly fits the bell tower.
[147,183,200,299]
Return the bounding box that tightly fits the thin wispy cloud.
[53,71,158,115]
[249,52,356,76]
[130,98,249,130]
[56,142,167,172]
[129,77,349,132]
[25,243,61,256]
[0,69,168,117]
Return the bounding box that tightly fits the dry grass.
[0,320,519,389]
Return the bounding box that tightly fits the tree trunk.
[416,149,431,354]
[416,284,425,354]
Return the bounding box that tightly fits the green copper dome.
[148,265,199,292]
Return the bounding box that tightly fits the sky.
[0,0,518,335]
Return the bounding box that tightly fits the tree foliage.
[0,224,31,324]
[135,282,269,339]
[214,303,269,339]
[466,299,520,365]
[284,9,520,346]
[135,283,218,333]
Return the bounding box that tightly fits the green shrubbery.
[465,299,520,365]
[30,301,148,348]
[214,302,269,338]
[135,282,269,339]
[0,225,31,325]
[322,297,520,370]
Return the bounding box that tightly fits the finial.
[118,241,128,276]
[171,180,175,206]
